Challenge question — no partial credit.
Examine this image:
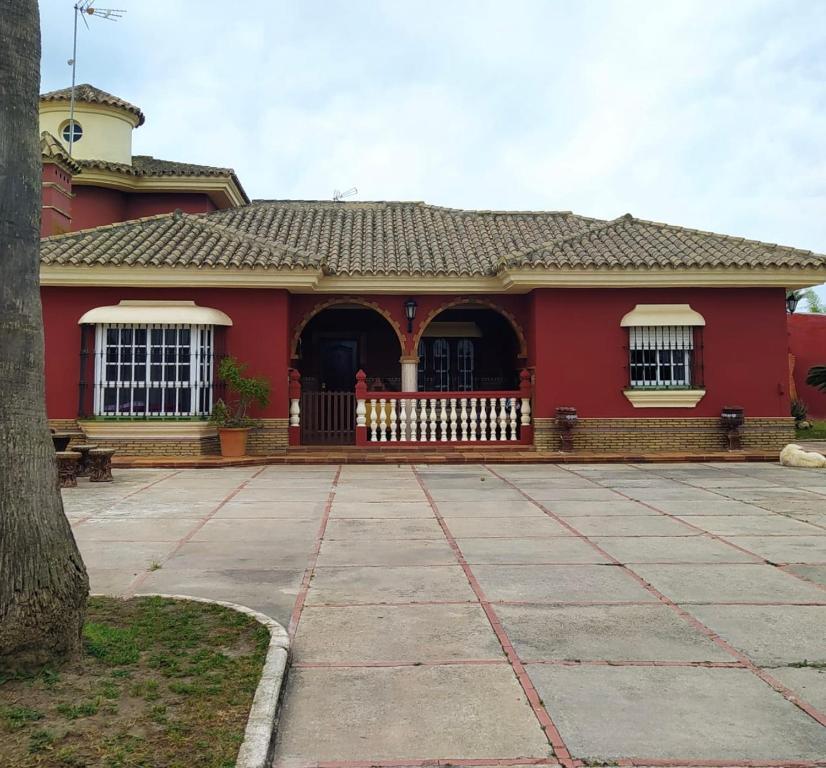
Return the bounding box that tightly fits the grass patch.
[796,419,826,440]
[0,596,269,768]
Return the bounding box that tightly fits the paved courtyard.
[63,462,826,767]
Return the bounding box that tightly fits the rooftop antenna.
[67,1,126,156]
[333,187,357,202]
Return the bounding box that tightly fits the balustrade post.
[519,369,533,445]
[355,369,368,446]
[288,369,302,446]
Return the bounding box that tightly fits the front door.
[320,339,357,392]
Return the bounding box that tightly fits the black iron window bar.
[627,325,704,389]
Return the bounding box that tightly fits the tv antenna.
[333,187,357,202]
[66,1,126,155]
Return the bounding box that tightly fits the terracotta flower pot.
[218,427,250,457]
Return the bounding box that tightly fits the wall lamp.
[404,298,417,332]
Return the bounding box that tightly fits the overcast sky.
[40,0,826,303]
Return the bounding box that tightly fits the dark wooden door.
[320,339,357,392]
[300,391,356,445]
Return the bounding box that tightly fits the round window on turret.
[60,120,83,144]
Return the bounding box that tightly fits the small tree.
[802,289,825,314]
[807,366,826,393]
[210,356,270,428]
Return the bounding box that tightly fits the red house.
[39,86,826,457]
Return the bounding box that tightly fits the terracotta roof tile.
[40,201,826,276]
[40,84,146,126]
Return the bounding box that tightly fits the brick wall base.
[533,417,795,453]
[49,418,288,457]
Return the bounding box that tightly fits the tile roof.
[40,131,81,173]
[40,84,146,126]
[40,200,826,276]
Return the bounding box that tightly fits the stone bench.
[88,448,116,482]
[71,443,99,477]
[56,451,80,488]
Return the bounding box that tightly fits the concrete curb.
[107,592,289,768]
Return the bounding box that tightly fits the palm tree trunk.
[0,0,89,671]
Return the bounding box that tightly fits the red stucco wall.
[41,285,791,422]
[789,313,826,418]
[528,287,790,419]
[70,187,216,231]
[41,286,290,419]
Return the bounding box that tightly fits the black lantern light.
[786,291,801,314]
[404,299,417,332]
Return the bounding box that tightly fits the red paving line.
[71,469,181,527]
[275,759,562,768]
[615,760,826,768]
[411,467,575,767]
[125,466,266,595]
[288,465,343,639]
[486,465,826,731]
[489,599,826,607]
[303,599,479,608]
[522,659,745,668]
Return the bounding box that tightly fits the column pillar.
[400,355,419,392]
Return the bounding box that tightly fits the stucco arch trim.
[413,298,528,358]
[290,297,406,358]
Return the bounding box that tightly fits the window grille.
[628,325,702,389]
[457,339,474,391]
[92,324,215,417]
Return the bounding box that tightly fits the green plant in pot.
[209,356,270,457]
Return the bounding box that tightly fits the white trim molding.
[621,304,705,327]
[623,388,707,408]
[78,300,232,326]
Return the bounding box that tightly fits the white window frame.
[93,323,214,417]
[628,325,694,389]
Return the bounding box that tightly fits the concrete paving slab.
[631,563,826,603]
[76,539,172,570]
[529,665,826,760]
[591,534,759,563]
[620,487,724,502]
[293,604,504,662]
[426,487,529,502]
[87,567,143,594]
[136,567,304,627]
[213,500,327,518]
[306,565,477,605]
[457,536,609,564]
[334,486,427,502]
[443,516,572,538]
[472,564,658,603]
[690,605,826,665]
[647,499,770,516]
[324,517,445,540]
[524,487,621,501]
[163,540,311,570]
[189,518,319,543]
[565,515,695,537]
[273,665,551,761]
[548,500,658,516]
[72,517,200,541]
[329,500,434,518]
[231,486,332,503]
[498,603,731,661]
[433,500,547,517]
[723,535,826,564]
[674,514,825,535]
[316,538,457,566]
[769,667,826,713]
[785,564,826,587]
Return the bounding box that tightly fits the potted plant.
[209,356,270,457]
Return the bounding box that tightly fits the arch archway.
[294,301,404,393]
[415,301,524,392]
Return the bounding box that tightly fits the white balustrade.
[289,398,300,428]
[357,391,530,444]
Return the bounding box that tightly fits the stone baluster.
[469,398,478,441]
[408,399,417,441]
[499,397,508,441]
[479,398,488,441]
[460,398,468,441]
[509,397,518,440]
[399,400,407,441]
[449,398,458,441]
[288,369,302,446]
[379,398,388,441]
[519,369,533,445]
[369,399,379,442]
[355,369,368,446]
[439,398,448,442]
[389,399,398,441]
[428,399,438,442]
[419,399,429,442]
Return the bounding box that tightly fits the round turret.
[39,84,145,165]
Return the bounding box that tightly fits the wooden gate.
[300,391,356,445]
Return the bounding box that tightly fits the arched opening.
[295,303,403,393]
[416,305,522,392]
